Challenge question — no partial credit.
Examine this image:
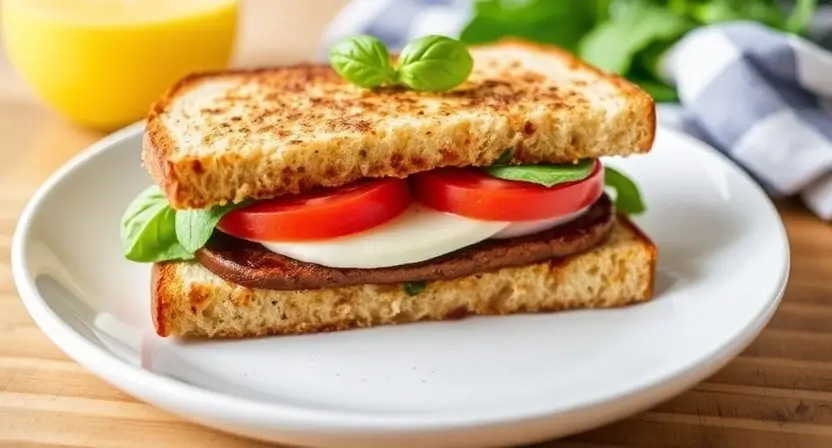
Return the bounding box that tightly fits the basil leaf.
[484,160,595,187]
[396,35,474,92]
[604,166,646,215]
[402,281,427,296]
[175,203,241,253]
[120,186,193,262]
[329,35,396,88]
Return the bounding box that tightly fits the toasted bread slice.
[151,216,657,338]
[145,40,656,210]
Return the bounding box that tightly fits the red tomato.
[217,178,411,241]
[409,160,604,221]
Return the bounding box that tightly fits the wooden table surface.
[2,1,832,447]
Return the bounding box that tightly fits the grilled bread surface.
[144,40,656,209]
[152,217,657,338]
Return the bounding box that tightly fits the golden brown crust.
[620,213,659,298]
[494,39,656,151]
[151,217,658,339]
[143,39,656,209]
[150,262,170,337]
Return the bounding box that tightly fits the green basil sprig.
[328,34,473,92]
[396,35,474,92]
[175,203,241,253]
[120,186,241,263]
[121,186,192,262]
[328,35,397,88]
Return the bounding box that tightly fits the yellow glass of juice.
[2,0,239,131]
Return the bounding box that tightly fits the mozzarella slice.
[259,204,510,269]
[491,205,591,239]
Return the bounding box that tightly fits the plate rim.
[11,120,791,431]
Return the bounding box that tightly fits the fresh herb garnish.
[604,165,647,216]
[403,281,427,296]
[484,159,595,187]
[328,34,473,92]
[396,35,474,92]
[175,203,241,253]
[121,186,243,263]
[120,186,193,263]
[328,35,397,88]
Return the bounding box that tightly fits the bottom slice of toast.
[152,216,657,338]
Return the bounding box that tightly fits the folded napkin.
[322,0,832,220]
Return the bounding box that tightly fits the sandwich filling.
[185,158,640,290]
[197,193,613,290]
[122,152,646,293]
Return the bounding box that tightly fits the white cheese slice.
[258,204,511,269]
[491,205,591,239]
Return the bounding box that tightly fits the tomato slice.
[410,160,604,221]
[217,178,411,241]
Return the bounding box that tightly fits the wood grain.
[1,1,831,447]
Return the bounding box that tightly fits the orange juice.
[2,0,239,131]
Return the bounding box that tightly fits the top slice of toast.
[144,40,656,210]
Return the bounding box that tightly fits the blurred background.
[3,0,832,219]
[0,1,347,131]
[0,0,830,133]
[0,0,347,190]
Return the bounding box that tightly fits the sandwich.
[120,36,658,339]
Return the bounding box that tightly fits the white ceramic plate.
[13,122,789,448]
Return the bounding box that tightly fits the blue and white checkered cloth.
[321,0,832,220]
